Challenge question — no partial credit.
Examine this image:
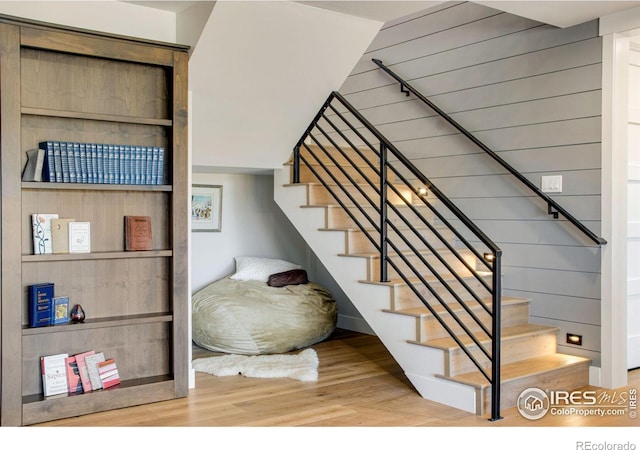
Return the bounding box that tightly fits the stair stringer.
[273,167,479,413]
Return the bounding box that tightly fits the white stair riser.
[440,330,559,377]
[416,301,530,341]
[389,276,493,309]
[343,227,457,254]
[306,183,413,207]
[325,204,435,229]
[361,250,475,283]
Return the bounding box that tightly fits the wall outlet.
[541,175,562,193]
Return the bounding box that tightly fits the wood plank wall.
[338,1,603,365]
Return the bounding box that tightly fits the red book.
[97,358,121,389]
[65,355,83,394]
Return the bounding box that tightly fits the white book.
[41,353,69,397]
[84,352,105,390]
[32,213,59,255]
[69,221,91,253]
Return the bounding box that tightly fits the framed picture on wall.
[192,184,222,232]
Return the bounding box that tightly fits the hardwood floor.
[30,328,639,431]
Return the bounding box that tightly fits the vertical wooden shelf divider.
[0,15,190,426]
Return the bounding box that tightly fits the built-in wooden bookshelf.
[0,15,189,426]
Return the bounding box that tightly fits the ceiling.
[126,0,640,28]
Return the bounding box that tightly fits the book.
[59,141,70,183]
[32,213,59,255]
[68,221,91,253]
[79,143,88,183]
[89,143,98,184]
[96,144,105,184]
[41,353,68,397]
[52,296,69,325]
[74,350,96,393]
[29,282,54,328]
[67,142,77,183]
[21,148,46,182]
[125,216,152,251]
[51,217,76,254]
[156,147,165,185]
[85,352,106,390]
[65,355,83,394]
[38,141,57,182]
[97,358,121,389]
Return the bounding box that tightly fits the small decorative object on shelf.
[70,304,85,323]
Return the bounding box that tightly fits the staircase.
[274,138,591,418]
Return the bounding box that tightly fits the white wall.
[191,172,305,291]
[0,1,176,42]
[190,171,370,332]
[189,0,383,171]
[628,46,640,369]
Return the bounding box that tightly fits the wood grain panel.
[21,48,169,119]
[21,189,170,254]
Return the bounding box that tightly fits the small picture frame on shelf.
[191,184,222,232]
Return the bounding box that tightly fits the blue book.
[89,143,98,184]
[156,147,165,185]
[52,296,69,325]
[29,282,54,328]
[123,145,132,185]
[106,144,116,184]
[79,143,88,183]
[134,146,143,185]
[66,142,77,183]
[150,147,159,185]
[38,141,57,182]
[144,146,153,185]
[73,142,82,183]
[59,142,70,183]
[96,144,105,184]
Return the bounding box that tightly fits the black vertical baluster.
[380,144,388,283]
[490,251,503,421]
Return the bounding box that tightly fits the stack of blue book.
[37,141,167,185]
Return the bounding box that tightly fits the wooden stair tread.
[412,323,559,351]
[439,353,591,389]
[386,297,529,318]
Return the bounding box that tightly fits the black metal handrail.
[292,91,503,421]
[372,58,607,247]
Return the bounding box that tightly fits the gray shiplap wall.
[338,1,603,365]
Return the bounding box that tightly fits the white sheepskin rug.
[192,348,319,382]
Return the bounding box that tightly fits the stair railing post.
[490,250,503,421]
[293,145,300,184]
[380,143,388,283]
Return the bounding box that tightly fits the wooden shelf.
[21,106,173,126]
[22,312,173,336]
[22,182,172,191]
[22,250,172,262]
[22,376,176,426]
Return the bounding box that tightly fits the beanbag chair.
[192,276,338,355]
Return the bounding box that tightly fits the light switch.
[541,175,562,193]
